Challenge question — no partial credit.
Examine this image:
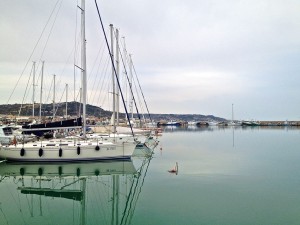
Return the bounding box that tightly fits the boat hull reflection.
[0,160,137,177]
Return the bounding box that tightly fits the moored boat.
[0,138,136,162]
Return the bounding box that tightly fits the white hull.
[0,139,136,162]
[86,133,148,145]
[207,121,218,126]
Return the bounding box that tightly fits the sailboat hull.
[0,140,136,162]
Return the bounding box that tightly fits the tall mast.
[53,74,56,120]
[39,61,44,122]
[122,37,128,121]
[232,103,234,123]
[66,83,68,118]
[110,24,116,133]
[81,0,87,138]
[115,28,120,126]
[32,61,36,117]
[129,54,133,120]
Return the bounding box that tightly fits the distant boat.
[188,121,197,126]
[241,121,260,126]
[157,121,181,126]
[168,162,178,174]
[196,121,209,126]
[207,121,218,126]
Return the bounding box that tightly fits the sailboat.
[0,0,137,162]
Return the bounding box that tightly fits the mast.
[115,28,120,126]
[122,37,128,121]
[94,0,135,136]
[110,24,116,133]
[53,74,56,120]
[81,0,87,138]
[232,103,234,123]
[112,175,120,225]
[39,61,44,122]
[129,54,133,120]
[32,61,36,117]
[81,178,87,225]
[66,83,68,118]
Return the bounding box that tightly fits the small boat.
[207,121,218,126]
[241,120,260,126]
[168,162,178,174]
[157,121,181,126]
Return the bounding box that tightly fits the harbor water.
[1,126,300,224]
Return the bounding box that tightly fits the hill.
[0,102,226,122]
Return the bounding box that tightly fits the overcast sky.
[1,0,300,120]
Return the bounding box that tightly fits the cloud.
[1,0,300,120]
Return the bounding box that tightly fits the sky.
[1,0,300,121]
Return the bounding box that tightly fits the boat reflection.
[161,124,300,133]
[0,156,153,225]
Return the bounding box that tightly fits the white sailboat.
[0,0,137,162]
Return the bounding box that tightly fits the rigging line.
[116,39,142,122]
[0,204,9,225]
[97,44,112,107]
[35,0,64,85]
[120,173,139,225]
[121,38,129,115]
[97,74,110,113]
[93,55,110,106]
[88,39,106,102]
[90,58,103,105]
[55,37,81,100]
[119,162,151,223]
[73,33,83,95]
[54,86,66,117]
[87,37,106,87]
[45,76,54,103]
[6,0,61,104]
[106,75,112,112]
[122,156,152,224]
[18,64,34,116]
[128,157,153,223]
[94,0,134,137]
[132,62,153,123]
[56,43,76,96]
[115,36,140,118]
[75,89,82,116]
[132,75,146,121]
[131,58,147,123]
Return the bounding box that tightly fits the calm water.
[1,126,300,224]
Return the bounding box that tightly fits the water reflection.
[0,146,155,225]
[161,124,300,133]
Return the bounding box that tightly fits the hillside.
[0,102,226,122]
